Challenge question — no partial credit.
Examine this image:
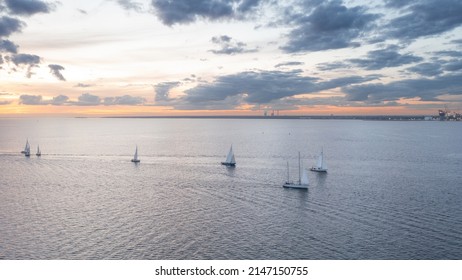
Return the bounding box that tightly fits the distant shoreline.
[102,115,450,121]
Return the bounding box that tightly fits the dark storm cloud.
[19,94,42,105]
[274,61,304,68]
[385,0,462,41]
[179,70,379,107]
[280,1,379,53]
[0,39,18,53]
[4,0,52,16]
[48,64,66,81]
[154,81,180,102]
[0,16,24,37]
[103,95,146,105]
[150,0,261,26]
[115,0,142,12]
[209,35,257,55]
[344,74,462,102]
[348,45,423,70]
[75,93,101,106]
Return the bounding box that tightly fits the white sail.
[301,169,309,185]
[24,141,30,156]
[131,146,140,162]
[316,152,323,168]
[221,145,236,166]
[283,152,308,189]
[225,146,234,163]
[311,148,327,172]
[22,139,29,154]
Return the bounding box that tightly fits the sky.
[0,0,462,116]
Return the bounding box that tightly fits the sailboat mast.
[287,161,290,182]
[298,151,301,184]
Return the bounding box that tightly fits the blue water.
[0,118,461,259]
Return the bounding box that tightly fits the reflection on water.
[0,118,461,259]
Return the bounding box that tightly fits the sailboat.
[283,152,309,189]
[310,148,327,172]
[21,139,29,154]
[131,146,140,163]
[24,140,31,157]
[36,145,41,157]
[221,145,236,166]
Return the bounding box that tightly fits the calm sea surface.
[0,118,461,259]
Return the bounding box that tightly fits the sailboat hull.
[310,167,327,172]
[131,159,140,163]
[221,162,235,166]
[283,183,308,189]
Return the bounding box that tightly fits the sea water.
[0,118,461,259]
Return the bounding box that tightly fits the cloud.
[0,39,18,53]
[154,81,180,102]
[50,95,69,105]
[4,0,52,16]
[16,94,147,106]
[433,50,462,58]
[103,95,146,105]
[19,94,42,105]
[10,53,41,78]
[317,61,349,71]
[11,53,41,65]
[0,100,12,105]
[344,74,462,102]
[384,0,413,8]
[443,60,462,72]
[150,0,262,26]
[317,45,422,71]
[406,62,443,77]
[274,61,304,68]
[169,70,379,109]
[385,0,462,41]
[0,16,24,37]
[451,39,462,46]
[75,93,101,106]
[347,45,423,70]
[115,0,142,12]
[74,83,93,88]
[48,64,66,81]
[209,35,257,55]
[280,1,379,52]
